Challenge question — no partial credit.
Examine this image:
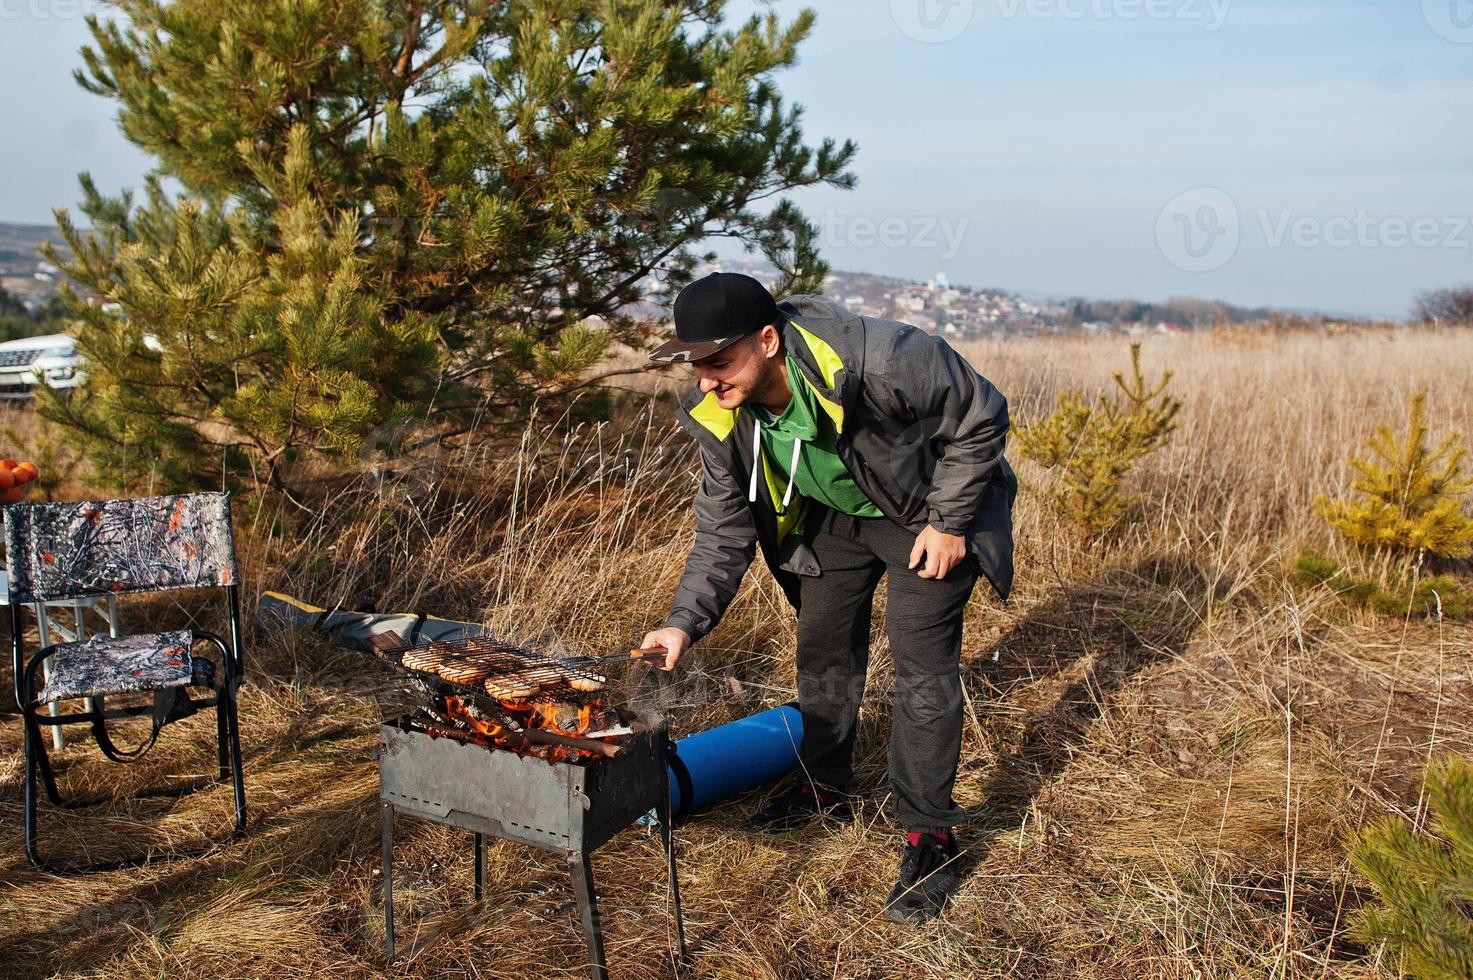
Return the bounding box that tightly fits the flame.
[443,696,503,739]
[533,700,595,737]
[438,693,608,764]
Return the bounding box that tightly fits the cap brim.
[647,333,747,364]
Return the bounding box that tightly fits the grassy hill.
[1,327,1470,978]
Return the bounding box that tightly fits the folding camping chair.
[6,491,247,873]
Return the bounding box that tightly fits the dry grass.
[2,326,1472,978]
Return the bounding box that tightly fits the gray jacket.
[664,295,1016,643]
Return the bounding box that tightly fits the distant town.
[685,257,1380,338]
[0,223,66,312]
[3,221,1382,344]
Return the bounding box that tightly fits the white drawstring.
[748,423,761,503]
[748,422,804,509]
[782,438,802,508]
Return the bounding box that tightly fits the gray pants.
[795,506,977,833]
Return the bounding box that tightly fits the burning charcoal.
[544,701,587,732]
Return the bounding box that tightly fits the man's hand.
[908,525,968,580]
[639,627,692,672]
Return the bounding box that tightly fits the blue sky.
[3,0,1471,317]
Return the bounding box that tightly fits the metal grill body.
[378,717,686,979]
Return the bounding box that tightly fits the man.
[641,272,1015,923]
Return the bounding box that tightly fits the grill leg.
[473,831,486,902]
[381,802,395,964]
[568,850,607,980]
[658,792,688,965]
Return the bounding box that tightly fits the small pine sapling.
[1016,343,1182,535]
[1317,391,1473,567]
[1351,755,1473,979]
[1306,391,1473,616]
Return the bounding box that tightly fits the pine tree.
[1015,343,1181,534]
[1351,755,1473,979]
[44,0,856,497]
[1317,391,1473,563]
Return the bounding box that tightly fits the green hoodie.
[745,352,883,520]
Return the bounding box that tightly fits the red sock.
[907,831,952,847]
[801,785,841,804]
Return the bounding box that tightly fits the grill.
[368,632,687,979]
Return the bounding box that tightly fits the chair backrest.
[4,492,237,604]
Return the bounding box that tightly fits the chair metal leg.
[568,850,608,980]
[23,709,63,805]
[20,663,245,870]
[23,704,218,873]
[215,689,231,783]
[35,603,64,751]
[382,803,396,964]
[205,635,248,836]
[223,690,247,836]
[24,714,42,869]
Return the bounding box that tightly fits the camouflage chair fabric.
[5,493,236,603]
[5,493,236,703]
[37,630,209,704]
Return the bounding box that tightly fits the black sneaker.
[884,833,961,923]
[747,781,853,832]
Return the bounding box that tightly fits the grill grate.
[369,634,607,707]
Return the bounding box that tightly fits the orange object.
[13,461,37,483]
[0,471,13,491]
[0,458,14,471]
[0,485,24,503]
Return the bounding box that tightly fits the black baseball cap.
[648,272,780,363]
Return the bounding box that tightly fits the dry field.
[2,327,1471,978]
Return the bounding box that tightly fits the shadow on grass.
[961,555,1212,857]
[0,770,382,980]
